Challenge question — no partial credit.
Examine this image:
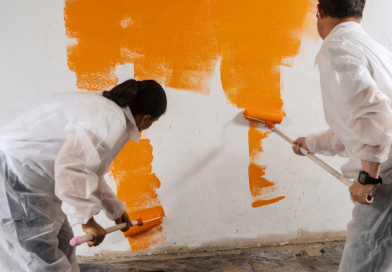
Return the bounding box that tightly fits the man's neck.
[322,17,360,39]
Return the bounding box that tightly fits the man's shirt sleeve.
[307,129,347,157]
[327,41,392,163]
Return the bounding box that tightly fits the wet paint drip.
[110,139,165,251]
[65,0,316,243]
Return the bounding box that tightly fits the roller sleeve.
[243,109,284,124]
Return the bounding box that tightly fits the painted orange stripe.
[110,139,165,251]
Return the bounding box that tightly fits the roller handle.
[70,219,143,247]
[272,126,372,201]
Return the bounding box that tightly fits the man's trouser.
[339,170,392,272]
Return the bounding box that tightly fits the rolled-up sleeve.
[54,124,106,226]
[330,46,392,163]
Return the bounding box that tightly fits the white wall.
[1,0,392,257]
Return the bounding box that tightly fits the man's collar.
[121,106,140,144]
[321,21,359,49]
[315,21,361,67]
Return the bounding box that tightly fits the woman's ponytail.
[103,79,167,119]
[103,79,139,108]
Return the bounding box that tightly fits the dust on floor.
[78,241,345,272]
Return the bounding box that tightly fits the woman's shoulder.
[50,91,127,131]
[53,91,124,115]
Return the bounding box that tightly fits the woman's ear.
[142,115,151,123]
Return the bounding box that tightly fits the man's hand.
[292,137,308,156]
[351,160,381,205]
[349,181,377,205]
[82,217,107,247]
[115,212,132,232]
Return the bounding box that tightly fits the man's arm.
[329,44,392,204]
[362,160,382,178]
[293,137,382,204]
[349,160,381,204]
[292,129,347,157]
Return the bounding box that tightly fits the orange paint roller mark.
[64,0,219,93]
[249,122,285,207]
[216,0,313,208]
[64,0,316,227]
[110,139,165,251]
[128,225,165,252]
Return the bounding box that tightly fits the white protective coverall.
[0,91,139,271]
[307,22,392,271]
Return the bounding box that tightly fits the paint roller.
[243,109,372,201]
[70,216,164,247]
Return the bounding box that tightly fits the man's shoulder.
[325,35,363,55]
[325,25,390,61]
[320,35,370,74]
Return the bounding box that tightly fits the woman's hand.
[82,217,107,247]
[292,137,308,156]
[115,212,132,232]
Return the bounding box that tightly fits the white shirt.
[307,22,392,179]
[0,91,139,225]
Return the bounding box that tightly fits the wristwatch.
[358,171,382,185]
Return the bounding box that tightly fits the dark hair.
[319,0,366,19]
[103,79,167,119]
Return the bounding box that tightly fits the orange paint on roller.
[111,139,165,251]
[126,218,163,236]
[125,207,164,237]
[244,109,284,124]
[125,206,165,251]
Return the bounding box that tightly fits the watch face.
[359,173,366,184]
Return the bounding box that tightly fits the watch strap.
[358,171,382,185]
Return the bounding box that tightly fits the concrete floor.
[78,241,345,272]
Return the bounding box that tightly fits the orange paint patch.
[110,139,165,251]
[248,123,285,206]
[252,197,286,208]
[64,0,219,93]
[248,123,271,160]
[64,1,316,248]
[127,225,165,252]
